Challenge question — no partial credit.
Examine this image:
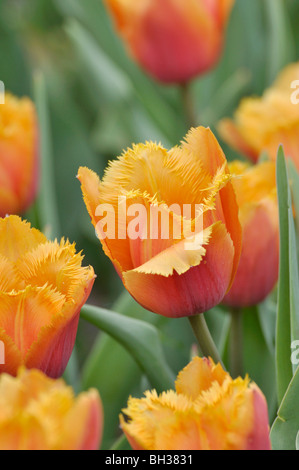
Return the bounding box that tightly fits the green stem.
[110,434,130,451]
[181,82,197,129]
[188,314,223,366]
[229,307,243,378]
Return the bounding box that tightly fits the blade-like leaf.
[80,304,175,393]
[275,146,293,404]
[271,366,299,450]
[55,0,185,144]
[264,0,295,84]
[33,72,61,240]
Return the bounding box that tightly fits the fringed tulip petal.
[25,276,94,378]
[120,356,271,450]
[78,127,241,318]
[218,62,299,169]
[123,222,234,317]
[0,93,39,216]
[175,356,228,399]
[0,216,47,262]
[0,216,95,377]
[0,368,103,450]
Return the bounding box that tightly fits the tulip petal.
[0,286,66,358]
[60,390,103,450]
[123,222,234,317]
[120,357,271,451]
[15,238,92,301]
[0,329,23,376]
[0,254,20,292]
[217,118,258,162]
[223,199,279,307]
[0,94,38,216]
[0,216,47,262]
[129,226,212,276]
[175,356,228,400]
[246,385,271,450]
[0,368,103,450]
[25,274,95,378]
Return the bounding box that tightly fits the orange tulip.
[222,160,279,307]
[104,0,235,84]
[218,62,299,169]
[0,93,39,217]
[0,367,103,450]
[78,127,242,318]
[120,356,271,450]
[0,215,95,378]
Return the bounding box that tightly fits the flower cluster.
[4,0,299,452]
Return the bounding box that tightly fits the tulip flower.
[120,356,271,450]
[218,62,299,169]
[104,0,235,84]
[0,93,39,217]
[78,126,242,318]
[222,160,279,307]
[0,367,103,450]
[0,215,95,378]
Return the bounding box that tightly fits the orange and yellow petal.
[0,368,103,450]
[120,357,271,451]
[223,161,279,307]
[218,62,299,169]
[0,215,95,377]
[79,127,241,318]
[175,356,228,400]
[105,0,235,83]
[0,94,38,216]
[123,222,234,317]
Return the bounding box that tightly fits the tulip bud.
[104,0,235,84]
[78,127,242,318]
[120,356,271,450]
[0,368,103,450]
[223,160,279,307]
[0,215,95,378]
[0,93,39,216]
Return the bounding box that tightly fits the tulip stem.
[229,307,243,378]
[189,314,223,366]
[181,82,197,129]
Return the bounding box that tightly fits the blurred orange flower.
[218,62,299,169]
[0,368,103,450]
[0,93,39,217]
[120,356,271,450]
[223,160,279,307]
[105,0,235,83]
[0,215,95,378]
[78,127,242,318]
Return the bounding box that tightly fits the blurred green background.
[0,0,298,449]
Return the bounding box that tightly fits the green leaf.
[275,146,293,404]
[81,292,159,449]
[288,159,299,237]
[243,306,277,421]
[80,304,175,393]
[264,0,295,84]
[55,0,185,144]
[271,366,299,450]
[33,72,61,239]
